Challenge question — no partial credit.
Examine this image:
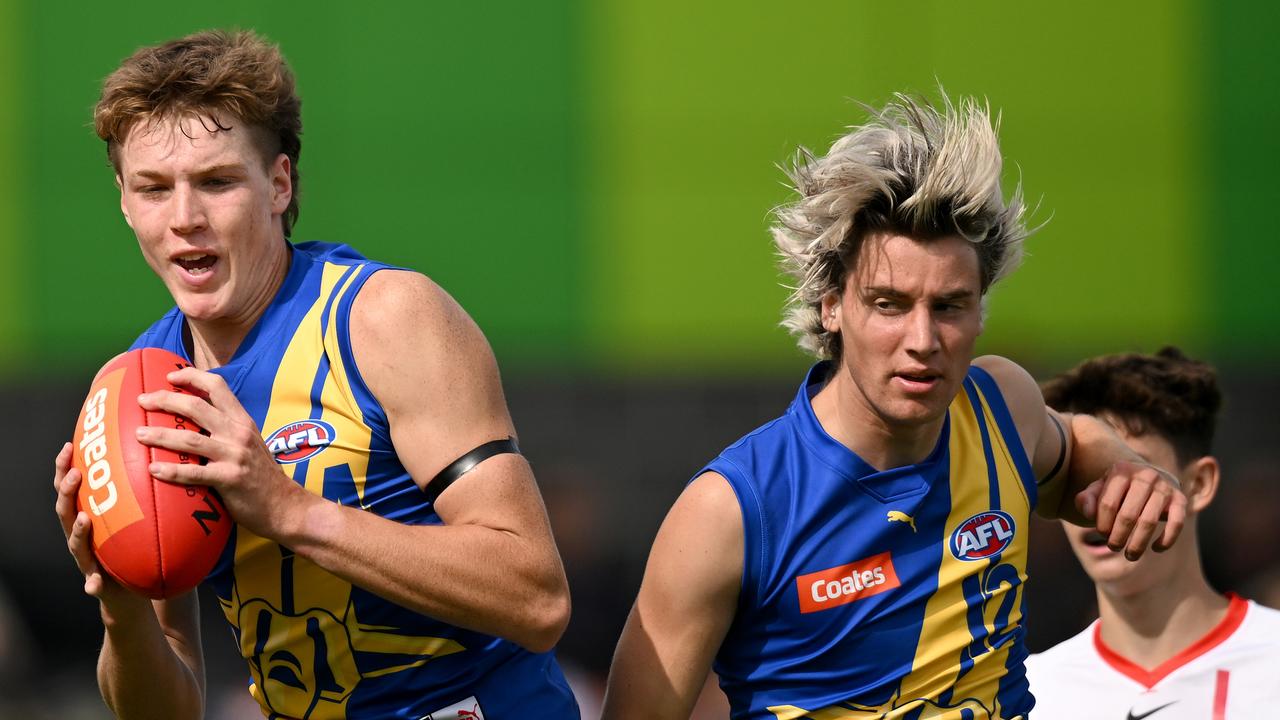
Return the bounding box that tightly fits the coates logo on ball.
[949,510,1016,561]
[265,419,336,464]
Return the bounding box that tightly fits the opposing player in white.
[1026,348,1280,719]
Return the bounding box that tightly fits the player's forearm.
[280,493,570,652]
[96,599,203,719]
[602,609,707,719]
[1053,413,1143,523]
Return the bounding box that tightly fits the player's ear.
[270,153,292,216]
[820,292,841,333]
[116,175,134,229]
[1182,455,1220,513]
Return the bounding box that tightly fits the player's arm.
[973,355,1187,559]
[602,472,742,720]
[138,270,570,652]
[53,443,205,719]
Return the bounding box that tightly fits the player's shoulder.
[1239,599,1280,637]
[1025,624,1122,720]
[970,355,1039,408]
[350,268,478,346]
[969,354,1047,448]
[720,413,794,456]
[346,266,500,419]
[356,267,446,310]
[1244,598,1280,618]
[1025,622,1100,675]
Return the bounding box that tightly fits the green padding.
[22,3,580,374]
[582,0,1207,370]
[1209,1,1280,353]
[16,0,1277,375]
[0,0,28,372]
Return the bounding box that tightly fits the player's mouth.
[171,252,219,282]
[1082,530,1110,547]
[1079,529,1120,557]
[892,369,942,393]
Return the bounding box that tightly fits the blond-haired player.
[603,93,1188,719]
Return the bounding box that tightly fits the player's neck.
[812,372,944,471]
[184,247,291,369]
[1094,565,1229,670]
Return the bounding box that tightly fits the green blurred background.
[3,0,1277,379]
[2,1,1278,717]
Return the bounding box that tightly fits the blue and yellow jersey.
[705,362,1038,720]
[132,241,579,720]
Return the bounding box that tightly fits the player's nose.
[169,184,208,235]
[904,306,941,355]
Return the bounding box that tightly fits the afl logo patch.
[949,510,1016,561]
[265,420,336,464]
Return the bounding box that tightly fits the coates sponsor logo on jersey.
[795,551,901,614]
[265,420,336,464]
[949,510,1016,561]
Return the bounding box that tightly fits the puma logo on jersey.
[887,510,916,532]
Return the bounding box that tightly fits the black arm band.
[1038,415,1068,487]
[426,437,521,502]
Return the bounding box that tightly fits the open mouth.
[1082,530,1110,548]
[174,253,217,275]
[898,373,938,383]
[894,371,941,390]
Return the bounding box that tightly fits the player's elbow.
[517,579,571,653]
[98,654,205,720]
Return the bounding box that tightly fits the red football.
[70,347,231,598]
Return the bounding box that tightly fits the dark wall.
[5,365,1277,716]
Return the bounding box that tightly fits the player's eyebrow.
[860,286,910,300]
[934,289,977,303]
[860,286,977,302]
[193,163,248,176]
[129,163,247,181]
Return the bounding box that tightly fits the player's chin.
[886,396,950,427]
[1070,539,1146,581]
[173,293,227,323]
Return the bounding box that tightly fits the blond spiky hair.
[772,91,1029,360]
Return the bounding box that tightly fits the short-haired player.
[52,29,578,719]
[1026,348,1280,718]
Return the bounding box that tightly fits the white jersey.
[1025,595,1280,720]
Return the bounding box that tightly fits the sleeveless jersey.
[704,362,1038,719]
[1025,595,1280,719]
[131,241,579,720]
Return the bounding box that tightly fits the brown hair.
[94,29,303,237]
[1042,347,1222,466]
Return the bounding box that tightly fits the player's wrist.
[270,480,336,551]
[97,586,158,630]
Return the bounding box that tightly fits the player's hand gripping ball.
[70,348,231,598]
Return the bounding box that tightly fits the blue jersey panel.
[132,240,579,719]
[704,362,1035,720]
